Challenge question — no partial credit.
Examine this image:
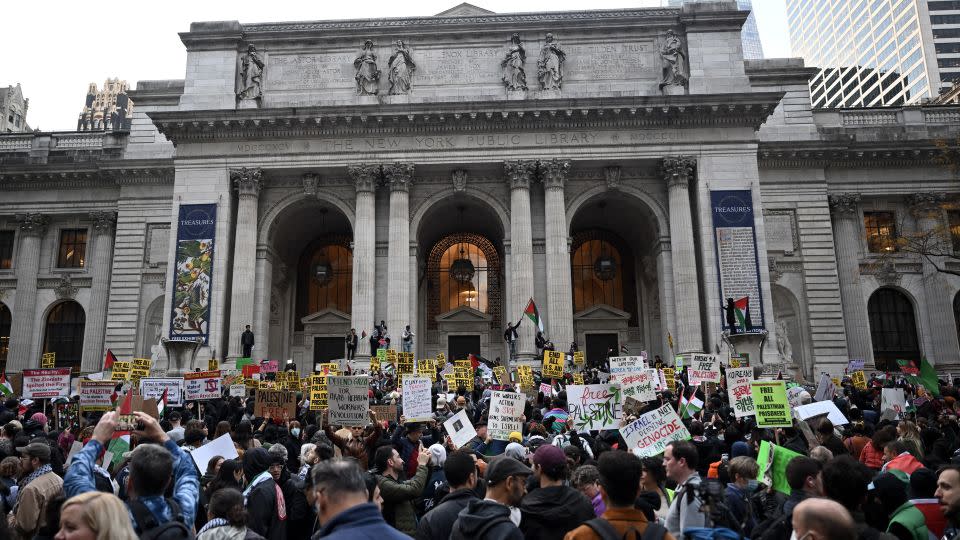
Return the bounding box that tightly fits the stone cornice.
[0,160,174,187]
[148,93,783,146]
[758,141,948,169]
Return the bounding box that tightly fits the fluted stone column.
[541,159,574,351]
[81,211,116,371]
[662,157,704,356]
[505,160,538,359]
[252,247,274,361]
[828,193,874,365]
[909,193,960,366]
[348,164,379,358]
[384,163,414,342]
[227,167,262,359]
[8,213,49,370]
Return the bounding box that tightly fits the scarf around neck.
[19,464,52,493]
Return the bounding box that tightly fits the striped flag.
[0,374,12,398]
[524,298,544,333]
[158,388,168,418]
[107,391,132,466]
[733,297,750,330]
[104,349,117,371]
[680,389,704,419]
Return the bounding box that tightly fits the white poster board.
[813,374,836,403]
[620,369,657,403]
[184,371,221,401]
[726,367,755,418]
[488,391,524,441]
[567,383,623,431]
[79,380,116,411]
[327,376,369,427]
[22,368,72,399]
[621,403,692,457]
[189,433,239,471]
[608,356,646,382]
[402,377,433,422]
[881,388,906,418]
[794,400,849,426]
[229,384,247,397]
[688,354,721,386]
[443,409,477,449]
[139,377,185,407]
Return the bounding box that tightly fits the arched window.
[868,288,920,372]
[571,236,625,312]
[438,241,489,313]
[0,303,10,372]
[43,301,85,370]
[295,237,353,330]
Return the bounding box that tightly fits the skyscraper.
[786,0,954,108]
[666,0,764,59]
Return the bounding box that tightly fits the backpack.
[128,498,194,540]
[752,510,793,540]
[584,518,667,540]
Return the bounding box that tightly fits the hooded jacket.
[451,499,524,540]
[311,502,409,540]
[242,448,286,540]
[520,485,596,540]
[416,488,479,540]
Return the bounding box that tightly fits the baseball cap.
[532,444,566,472]
[17,441,51,461]
[485,454,533,485]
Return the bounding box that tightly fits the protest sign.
[621,403,692,457]
[22,368,71,399]
[397,353,415,374]
[327,376,369,426]
[688,354,720,386]
[794,400,849,426]
[758,363,787,380]
[41,352,56,368]
[542,351,565,378]
[756,440,803,495]
[847,359,865,372]
[517,365,534,389]
[675,355,684,369]
[489,391,524,441]
[567,384,623,431]
[620,369,657,403]
[369,356,381,371]
[261,360,279,373]
[750,381,792,428]
[189,433,239,471]
[443,409,477,449]
[851,370,867,390]
[111,361,131,381]
[229,384,247,397]
[787,386,806,408]
[663,368,676,392]
[255,389,296,418]
[139,377,184,407]
[572,373,584,385]
[539,382,553,396]
[493,366,509,385]
[418,357,435,376]
[573,351,585,366]
[130,358,152,381]
[208,359,219,371]
[370,404,398,422]
[402,377,433,421]
[726,367,755,418]
[814,373,836,402]
[608,356,645,382]
[79,380,115,411]
[881,388,907,418]
[376,349,387,363]
[183,370,221,401]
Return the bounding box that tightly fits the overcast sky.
[2,0,790,131]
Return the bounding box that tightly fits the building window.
[0,302,9,373]
[295,236,353,330]
[43,301,85,371]
[868,288,919,372]
[57,228,87,268]
[0,231,13,269]
[571,235,625,312]
[864,212,898,253]
[438,240,489,313]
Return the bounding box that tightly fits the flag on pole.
[733,297,749,330]
[104,349,117,371]
[524,298,544,333]
[0,374,12,398]
[107,391,132,466]
[680,389,704,419]
[158,388,168,418]
[904,357,941,397]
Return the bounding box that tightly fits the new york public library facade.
[2,1,960,380]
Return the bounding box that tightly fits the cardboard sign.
[662,368,676,392]
[183,370,222,401]
[189,433,239,471]
[402,377,433,422]
[327,376,369,426]
[881,388,906,418]
[795,400,849,426]
[813,373,836,402]
[418,357,435,376]
[255,389,296,418]
[573,351,585,366]
[622,403,692,457]
[370,404,398,422]
[229,384,247,397]
[139,377,185,407]
[79,380,116,411]
[22,368,72,399]
[488,391,524,441]
[41,352,56,368]
[397,352,415,374]
[726,367,755,418]
[567,383,623,431]
[620,369,657,403]
[542,351,565,378]
[517,365,534,389]
[443,409,477,449]
[493,366,509,385]
[750,381,792,428]
[851,370,867,390]
[688,354,721,386]
[539,382,554,396]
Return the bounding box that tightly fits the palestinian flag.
[733,297,749,330]
[107,391,132,466]
[680,389,703,419]
[104,349,117,371]
[158,388,168,418]
[0,374,12,398]
[524,298,544,333]
[903,357,941,397]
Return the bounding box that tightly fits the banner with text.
[489,391,525,441]
[139,378,185,407]
[751,380,791,427]
[622,403,692,457]
[621,369,657,403]
[79,380,116,411]
[169,203,217,343]
[328,376,369,426]
[22,368,72,399]
[711,190,765,331]
[567,383,623,431]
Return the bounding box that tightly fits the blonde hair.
[60,492,138,540]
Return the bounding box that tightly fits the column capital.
[504,160,537,190]
[347,164,381,193]
[661,156,696,188]
[383,162,415,192]
[231,167,263,198]
[908,192,946,219]
[15,213,49,237]
[89,211,117,234]
[539,159,571,189]
[828,193,861,216]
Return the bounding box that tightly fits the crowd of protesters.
[0,358,958,540]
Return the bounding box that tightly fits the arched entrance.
[568,191,665,367]
[0,302,10,372]
[43,301,85,371]
[868,288,920,371]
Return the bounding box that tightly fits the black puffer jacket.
[451,499,523,540]
[416,488,478,540]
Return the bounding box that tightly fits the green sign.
[675,355,684,369]
[750,380,792,428]
[756,440,802,495]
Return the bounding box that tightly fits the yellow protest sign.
[573,351,585,366]
[436,353,446,365]
[730,357,741,368]
[397,352,415,374]
[493,365,509,385]
[572,373,585,385]
[455,359,471,370]
[370,356,381,371]
[831,377,841,389]
[542,351,565,378]
[41,352,56,368]
[851,370,867,390]
[111,361,131,381]
[385,349,398,367]
[418,357,435,376]
[208,359,219,371]
[663,368,676,392]
[130,358,152,381]
[517,365,534,389]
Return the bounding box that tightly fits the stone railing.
[54,132,105,148]
[0,134,34,151]
[840,110,900,126]
[924,109,960,125]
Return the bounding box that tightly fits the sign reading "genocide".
[622,403,691,457]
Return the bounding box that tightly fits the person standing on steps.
[241,325,255,358]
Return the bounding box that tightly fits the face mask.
[746,480,759,492]
[291,428,301,438]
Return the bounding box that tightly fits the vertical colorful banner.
[169,203,217,343]
[711,190,765,330]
